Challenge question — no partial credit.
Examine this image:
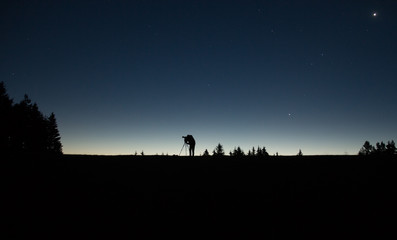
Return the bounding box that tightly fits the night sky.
[1,0,396,155]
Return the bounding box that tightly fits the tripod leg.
[179,143,185,156]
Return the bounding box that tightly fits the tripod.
[179,143,188,156]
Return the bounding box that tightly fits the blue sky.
[1,0,396,155]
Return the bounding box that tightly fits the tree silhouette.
[212,143,225,156]
[203,149,210,156]
[231,146,244,157]
[0,82,62,155]
[359,141,374,155]
[263,147,269,156]
[46,113,62,154]
[256,146,269,157]
[251,147,256,156]
[386,140,396,155]
[375,141,386,155]
[0,82,13,152]
[13,95,48,153]
[359,140,396,156]
[297,149,303,156]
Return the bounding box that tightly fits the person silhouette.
[183,135,196,156]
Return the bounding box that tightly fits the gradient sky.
[1,0,396,155]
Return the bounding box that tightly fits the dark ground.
[5,154,397,239]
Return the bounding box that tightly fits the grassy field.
[6,154,397,239]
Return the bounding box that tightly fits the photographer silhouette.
[182,135,196,156]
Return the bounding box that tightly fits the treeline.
[0,82,62,155]
[359,140,396,156]
[202,141,397,157]
[202,143,271,157]
[229,146,270,157]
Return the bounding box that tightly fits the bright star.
[373,12,377,17]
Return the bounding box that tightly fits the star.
[373,12,377,17]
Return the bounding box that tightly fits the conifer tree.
[297,149,303,156]
[0,82,13,152]
[262,146,269,157]
[0,82,63,155]
[0,82,12,108]
[386,140,396,155]
[203,149,210,156]
[256,146,263,157]
[231,146,244,157]
[213,143,225,156]
[46,112,63,154]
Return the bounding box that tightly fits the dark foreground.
[5,154,397,239]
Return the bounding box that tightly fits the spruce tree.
[262,146,269,157]
[46,113,63,154]
[1,82,63,155]
[213,143,225,156]
[231,146,244,157]
[386,141,396,155]
[256,146,263,157]
[0,82,13,152]
[203,149,210,156]
[297,149,303,156]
